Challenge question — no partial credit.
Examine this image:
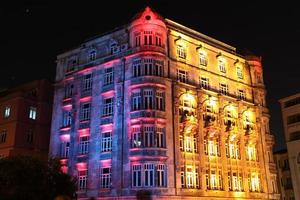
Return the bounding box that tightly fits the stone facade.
[49,7,279,199]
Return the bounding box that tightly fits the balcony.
[130,110,166,119]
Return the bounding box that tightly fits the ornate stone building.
[49,7,279,199]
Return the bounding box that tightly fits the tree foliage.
[0,156,77,200]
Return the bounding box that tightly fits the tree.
[0,156,77,200]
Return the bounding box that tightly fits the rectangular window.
[199,52,207,66]
[64,84,73,99]
[66,58,77,73]
[82,74,93,92]
[104,67,114,86]
[177,69,188,83]
[181,167,185,188]
[154,60,164,76]
[102,97,114,117]
[156,164,166,187]
[287,114,300,125]
[61,142,70,158]
[101,132,112,152]
[133,59,141,77]
[155,34,162,47]
[220,84,228,95]
[135,33,141,47]
[132,127,142,148]
[185,136,193,152]
[78,170,87,190]
[80,103,91,121]
[62,110,72,127]
[155,91,164,111]
[218,59,226,73]
[144,58,153,76]
[79,136,89,154]
[29,106,37,120]
[132,92,141,111]
[177,45,186,59]
[155,127,165,148]
[200,77,209,89]
[144,164,154,187]
[143,89,153,109]
[144,126,154,148]
[132,165,142,187]
[195,167,200,188]
[100,167,111,188]
[238,89,246,100]
[89,50,96,61]
[179,135,184,151]
[4,106,11,118]
[186,166,194,188]
[0,130,7,143]
[237,67,243,79]
[144,31,153,45]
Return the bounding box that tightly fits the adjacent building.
[279,93,300,200]
[273,149,295,200]
[49,7,280,199]
[0,79,53,160]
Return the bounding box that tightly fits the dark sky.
[1,1,299,151]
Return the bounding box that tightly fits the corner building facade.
[49,7,279,199]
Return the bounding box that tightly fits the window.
[110,42,119,54]
[186,167,194,188]
[155,127,165,148]
[144,58,153,76]
[155,33,162,47]
[104,67,114,86]
[144,164,154,187]
[101,132,112,152]
[143,90,153,109]
[4,106,11,118]
[154,60,164,76]
[228,172,243,191]
[80,103,91,121]
[79,136,89,154]
[132,59,141,77]
[102,97,114,117]
[64,84,73,99]
[238,89,246,100]
[156,164,166,187]
[26,129,33,144]
[249,173,260,192]
[82,74,92,92]
[177,45,186,59]
[144,126,154,148]
[237,67,243,79]
[66,58,77,73]
[226,141,240,159]
[29,106,37,120]
[246,145,257,161]
[205,138,220,156]
[132,127,142,148]
[89,50,96,61]
[132,165,142,187]
[131,91,141,111]
[200,77,209,89]
[78,170,88,190]
[62,110,72,127]
[206,170,222,190]
[287,114,300,125]
[0,130,7,143]
[135,32,141,47]
[220,84,228,95]
[144,31,153,45]
[177,69,188,83]
[100,167,111,188]
[61,142,70,158]
[181,166,199,188]
[155,91,164,111]
[199,51,207,66]
[218,59,226,73]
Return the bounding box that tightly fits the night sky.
[1,1,299,151]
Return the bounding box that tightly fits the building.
[49,7,279,199]
[273,149,295,200]
[279,93,300,200]
[0,79,53,160]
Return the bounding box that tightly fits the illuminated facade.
[49,7,279,199]
[279,93,300,200]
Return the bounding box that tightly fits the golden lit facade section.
[168,18,279,199]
